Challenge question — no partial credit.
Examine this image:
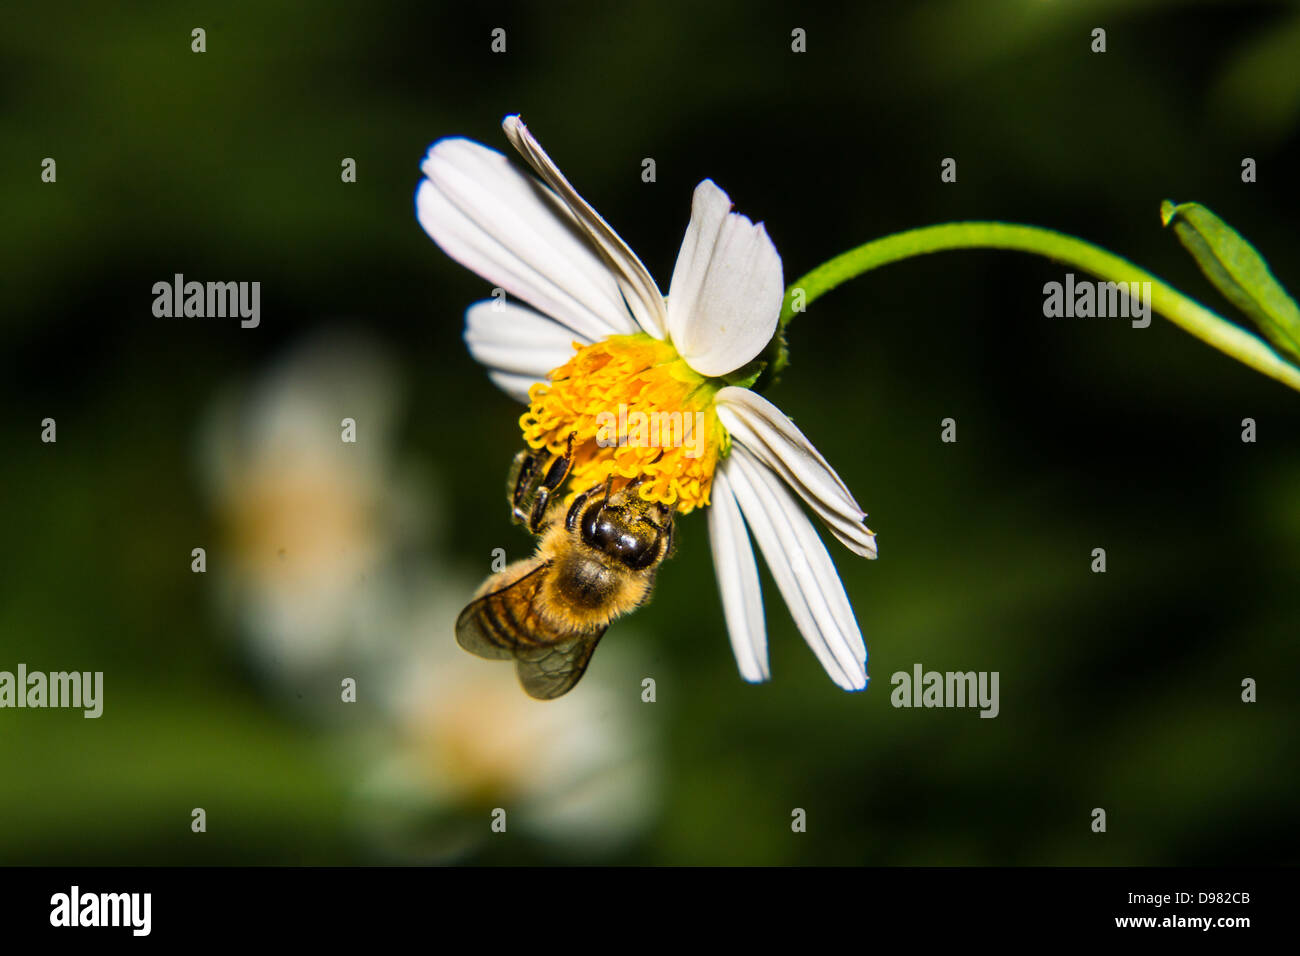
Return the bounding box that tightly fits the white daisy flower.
[415,115,878,691]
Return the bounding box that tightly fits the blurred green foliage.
[2,0,1299,864]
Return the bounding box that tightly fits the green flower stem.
[775,222,1300,393]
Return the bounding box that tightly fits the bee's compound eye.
[579,501,605,546]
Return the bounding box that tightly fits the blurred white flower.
[198,332,428,680]
[358,587,658,860]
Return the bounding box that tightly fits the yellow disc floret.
[520,334,728,514]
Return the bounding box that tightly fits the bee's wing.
[454,561,553,661]
[455,559,608,700]
[513,629,608,700]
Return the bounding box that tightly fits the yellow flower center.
[520,334,727,514]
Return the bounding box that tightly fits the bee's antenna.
[601,473,614,505]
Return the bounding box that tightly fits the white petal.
[416,138,638,342]
[486,371,542,403]
[666,180,783,377]
[707,465,769,683]
[464,300,586,384]
[502,115,668,339]
[723,447,867,691]
[666,181,731,345]
[716,386,878,558]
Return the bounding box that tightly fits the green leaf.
[720,356,767,389]
[1161,200,1300,365]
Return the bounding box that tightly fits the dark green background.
[2,0,1298,864]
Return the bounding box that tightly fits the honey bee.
[455,435,676,699]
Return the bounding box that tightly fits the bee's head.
[570,478,674,571]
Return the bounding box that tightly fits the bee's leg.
[660,505,677,557]
[525,432,577,533]
[507,449,531,521]
[509,448,544,526]
[543,431,576,491]
[527,486,553,533]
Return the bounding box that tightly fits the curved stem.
[774,222,1300,393]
